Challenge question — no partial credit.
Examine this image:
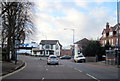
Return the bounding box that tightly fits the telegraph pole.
[117,0,120,67]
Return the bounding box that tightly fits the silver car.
[47,55,59,65]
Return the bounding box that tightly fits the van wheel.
[76,61,78,63]
[84,60,86,63]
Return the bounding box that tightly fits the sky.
[25,0,119,48]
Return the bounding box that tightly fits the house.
[74,38,90,52]
[61,48,72,56]
[32,40,62,56]
[100,22,120,47]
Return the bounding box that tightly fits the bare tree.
[1,1,34,61]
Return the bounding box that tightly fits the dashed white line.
[78,70,82,72]
[86,73,100,81]
[42,77,45,81]
[74,68,82,72]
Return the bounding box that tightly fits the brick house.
[100,22,120,47]
[61,49,72,56]
[74,38,90,52]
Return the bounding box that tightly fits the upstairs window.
[51,45,53,49]
[109,32,113,36]
[113,31,116,35]
[45,45,50,49]
[119,30,120,34]
[56,44,59,50]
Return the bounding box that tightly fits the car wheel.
[47,63,50,65]
[84,60,86,63]
[76,60,78,63]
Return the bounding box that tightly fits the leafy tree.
[83,40,105,61]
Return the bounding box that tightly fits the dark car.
[60,55,71,59]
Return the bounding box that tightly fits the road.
[2,55,119,81]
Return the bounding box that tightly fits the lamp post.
[42,34,47,40]
[64,28,75,57]
[117,0,120,67]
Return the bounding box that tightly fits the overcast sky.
[25,0,118,48]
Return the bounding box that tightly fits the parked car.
[60,55,71,59]
[47,55,59,65]
[74,55,86,63]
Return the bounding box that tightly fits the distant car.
[47,55,59,65]
[74,55,86,63]
[60,55,71,59]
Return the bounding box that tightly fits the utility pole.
[117,0,120,67]
[64,28,75,56]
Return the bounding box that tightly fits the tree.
[83,40,105,61]
[1,1,34,61]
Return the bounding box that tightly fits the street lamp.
[42,34,47,40]
[117,0,120,67]
[64,28,75,44]
[64,28,75,57]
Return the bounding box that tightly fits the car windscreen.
[78,56,83,57]
[50,56,57,58]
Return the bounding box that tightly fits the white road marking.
[42,77,44,80]
[46,69,48,71]
[86,73,100,81]
[74,68,82,72]
[78,70,82,72]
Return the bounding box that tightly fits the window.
[42,45,45,49]
[109,32,113,36]
[102,41,105,46]
[51,45,53,49]
[109,39,111,44]
[105,40,106,44]
[112,39,113,46]
[116,38,118,45]
[56,45,59,50]
[45,45,50,49]
[34,51,37,54]
[119,30,120,33]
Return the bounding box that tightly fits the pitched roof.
[102,23,120,34]
[74,38,89,44]
[40,40,62,46]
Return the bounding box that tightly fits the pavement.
[0,60,25,77]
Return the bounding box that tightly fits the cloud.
[28,1,116,48]
[74,0,89,9]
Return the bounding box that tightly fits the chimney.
[106,22,109,29]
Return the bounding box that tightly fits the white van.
[74,54,86,63]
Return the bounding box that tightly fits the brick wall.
[61,49,72,56]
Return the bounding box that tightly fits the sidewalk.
[86,61,120,68]
[0,60,25,76]
[71,58,119,68]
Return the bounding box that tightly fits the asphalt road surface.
[2,55,119,81]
